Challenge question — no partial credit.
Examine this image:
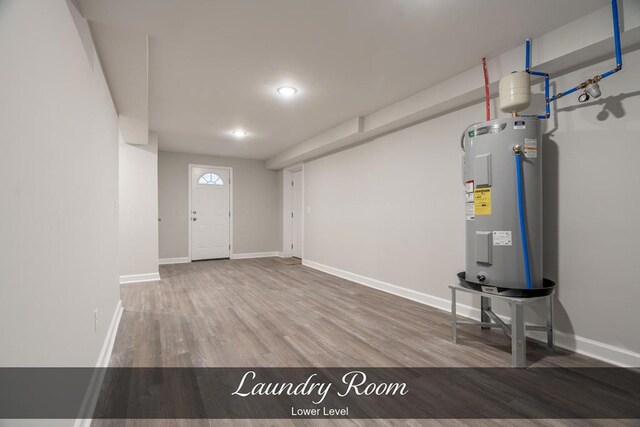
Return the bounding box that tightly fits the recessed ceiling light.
[231,129,248,138]
[277,86,298,96]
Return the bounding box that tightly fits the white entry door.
[291,170,303,258]
[190,166,231,260]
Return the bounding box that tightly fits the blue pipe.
[561,86,580,96]
[594,0,623,81]
[524,0,622,116]
[515,153,533,289]
[554,86,578,100]
[544,74,550,117]
[524,43,550,118]
[612,0,622,68]
[600,69,617,79]
[548,85,580,103]
[521,73,551,119]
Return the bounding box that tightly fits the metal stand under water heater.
[459,69,555,297]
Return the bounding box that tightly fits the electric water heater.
[459,117,551,296]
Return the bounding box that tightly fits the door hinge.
[291,243,294,249]
[229,211,231,217]
[291,212,293,218]
[229,244,231,249]
[291,181,294,186]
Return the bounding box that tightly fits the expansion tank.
[461,117,543,292]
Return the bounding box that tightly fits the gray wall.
[304,47,640,357]
[158,151,280,258]
[0,0,120,366]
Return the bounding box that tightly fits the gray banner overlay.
[0,368,639,419]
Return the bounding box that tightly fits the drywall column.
[89,22,150,146]
[118,132,159,283]
[0,0,120,367]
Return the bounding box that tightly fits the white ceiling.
[81,0,607,160]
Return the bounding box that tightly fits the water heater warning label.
[474,188,492,215]
[465,180,474,194]
[465,180,475,203]
[465,203,475,221]
[493,231,512,246]
[465,180,476,220]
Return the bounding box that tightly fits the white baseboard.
[231,251,282,260]
[531,329,640,368]
[302,259,640,367]
[74,300,123,427]
[119,272,161,284]
[96,300,123,368]
[159,257,191,265]
[161,253,285,262]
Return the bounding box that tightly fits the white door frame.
[188,164,233,261]
[282,163,304,259]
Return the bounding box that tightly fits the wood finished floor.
[97,258,624,427]
[110,258,605,368]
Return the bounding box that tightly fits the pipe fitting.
[578,92,590,103]
[585,81,601,99]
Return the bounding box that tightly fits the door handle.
[192,217,197,221]
[193,211,197,214]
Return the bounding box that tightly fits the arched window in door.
[198,173,224,186]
